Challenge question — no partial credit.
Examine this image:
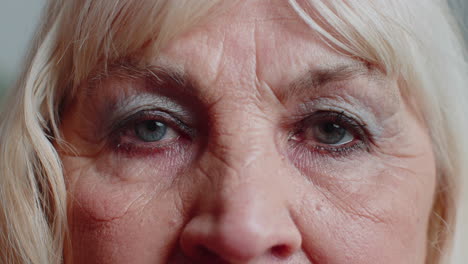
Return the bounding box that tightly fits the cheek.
[68,196,184,264]
[62,137,194,219]
[63,155,189,264]
[289,143,436,263]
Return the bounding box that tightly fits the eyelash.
[109,110,371,158]
[290,111,371,157]
[109,110,192,156]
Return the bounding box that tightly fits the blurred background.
[0,1,43,96]
[0,1,467,96]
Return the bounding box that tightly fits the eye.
[308,121,354,146]
[292,111,368,153]
[121,118,180,146]
[135,120,169,142]
[111,110,191,154]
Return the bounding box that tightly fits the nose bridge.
[179,110,302,261]
[201,141,284,217]
[202,109,283,198]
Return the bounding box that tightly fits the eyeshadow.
[84,92,194,141]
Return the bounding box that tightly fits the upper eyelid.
[112,95,189,120]
[299,111,373,146]
[113,110,194,139]
[107,93,375,141]
[302,111,365,133]
[106,95,193,131]
[296,95,382,133]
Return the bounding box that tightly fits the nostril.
[196,244,293,262]
[197,245,215,258]
[271,244,293,258]
[196,245,223,261]
[180,208,303,262]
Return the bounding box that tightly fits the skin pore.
[59,0,437,263]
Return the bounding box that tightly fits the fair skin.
[60,0,436,263]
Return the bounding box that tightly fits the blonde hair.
[0,0,466,263]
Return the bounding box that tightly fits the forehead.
[157,0,359,89]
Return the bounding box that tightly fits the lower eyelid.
[301,140,368,158]
[111,132,186,157]
[290,123,370,157]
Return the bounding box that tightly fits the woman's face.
[60,1,436,263]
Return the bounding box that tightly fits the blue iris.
[135,120,167,142]
[314,122,347,145]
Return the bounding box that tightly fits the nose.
[179,148,302,262]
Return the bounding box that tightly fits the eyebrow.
[88,60,379,103]
[87,60,195,98]
[283,62,379,99]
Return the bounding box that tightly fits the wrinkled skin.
[60,0,436,263]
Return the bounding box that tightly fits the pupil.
[316,122,346,144]
[146,121,161,131]
[323,123,340,134]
